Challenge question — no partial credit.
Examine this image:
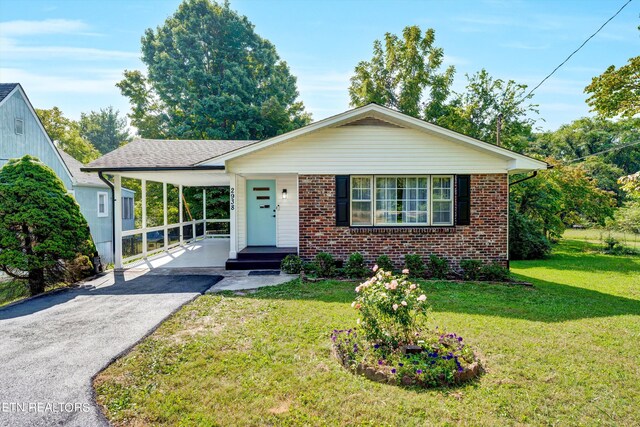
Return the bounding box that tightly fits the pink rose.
[392,304,399,311]
[409,284,417,290]
[417,294,427,302]
[401,300,407,306]
[388,280,398,290]
[373,264,379,272]
[402,268,409,274]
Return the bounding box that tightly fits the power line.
[524,0,633,100]
[563,140,640,164]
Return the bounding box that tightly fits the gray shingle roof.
[85,138,258,169]
[59,151,109,187]
[0,83,19,103]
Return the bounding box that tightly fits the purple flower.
[398,363,404,367]
[378,360,383,365]
[416,369,423,374]
[391,368,397,374]
[374,344,380,349]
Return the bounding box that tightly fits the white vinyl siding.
[97,192,108,217]
[227,126,509,175]
[351,175,453,227]
[276,175,299,248]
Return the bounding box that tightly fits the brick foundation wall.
[298,174,508,271]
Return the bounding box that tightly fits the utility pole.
[496,113,503,147]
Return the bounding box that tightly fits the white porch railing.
[121,219,230,264]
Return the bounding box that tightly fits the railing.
[121,219,230,264]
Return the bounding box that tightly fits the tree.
[118,0,310,140]
[585,55,640,118]
[530,117,640,175]
[36,107,100,163]
[349,26,455,121]
[510,160,616,240]
[79,106,131,154]
[436,69,538,152]
[0,156,96,295]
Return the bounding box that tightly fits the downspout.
[508,164,553,187]
[509,171,537,187]
[98,171,116,263]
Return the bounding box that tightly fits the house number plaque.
[230,188,235,211]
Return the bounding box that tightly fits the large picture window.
[350,175,453,226]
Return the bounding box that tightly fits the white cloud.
[0,67,123,94]
[0,19,93,36]
[0,37,138,60]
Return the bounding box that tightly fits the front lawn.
[94,240,640,426]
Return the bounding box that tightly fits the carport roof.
[83,138,257,171]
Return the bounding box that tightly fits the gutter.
[509,164,554,187]
[98,171,116,262]
[80,165,225,172]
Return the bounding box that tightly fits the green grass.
[564,228,640,250]
[94,240,640,426]
[0,279,30,307]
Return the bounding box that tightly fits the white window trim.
[97,192,109,217]
[430,175,454,226]
[350,175,373,226]
[350,174,454,227]
[15,118,24,135]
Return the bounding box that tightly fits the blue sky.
[0,0,637,132]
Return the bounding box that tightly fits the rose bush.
[354,267,428,346]
[332,265,482,387]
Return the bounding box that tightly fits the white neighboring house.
[0,83,135,264]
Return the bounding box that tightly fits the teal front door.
[247,179,277,246]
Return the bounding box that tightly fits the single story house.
[83,103,547,270]
[0,83,135,264]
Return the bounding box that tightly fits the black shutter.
[336,175,350,226]
[456,175,471,226]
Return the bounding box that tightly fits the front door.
[247,179,276,246]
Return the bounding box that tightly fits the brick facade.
[298,174,508,271]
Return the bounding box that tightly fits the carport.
[82,138,257,269]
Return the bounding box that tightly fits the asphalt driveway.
[0,270,221,427]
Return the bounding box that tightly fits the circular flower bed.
[331,267,483,387]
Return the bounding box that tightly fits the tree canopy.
[349,26,455,121]
[435,69,537,152]
[585,55,640,118]
[348,27,537,151]
[79,106,131,154]
[36,107,100,163]
[0,156,96,295]
[118,0,310,140]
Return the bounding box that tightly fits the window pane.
[352,201,372,225]
[374,176,428,225]
[432,201,452,225]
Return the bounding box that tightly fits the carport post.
[202,189,207,237]
[179,184,184,245]
[163,182,168,250]
[114,175,123,269]
[141,179,147,258]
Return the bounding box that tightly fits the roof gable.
[0,83,75,184]
[199,104,547,173]
[0,83,19,104]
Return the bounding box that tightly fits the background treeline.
[36,0,639,259]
